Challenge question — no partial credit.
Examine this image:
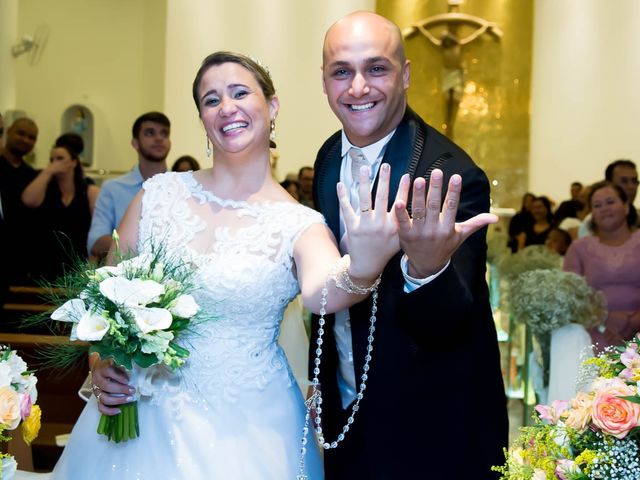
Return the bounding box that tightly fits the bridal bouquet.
[46,239,204,443]
[494,336,640,479]
[0,346,41,479]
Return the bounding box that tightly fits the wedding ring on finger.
[361,208,370,213]
[92,383,101,395]
[96,392,103,403]
[413,213,426,221]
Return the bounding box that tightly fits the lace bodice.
[137,171,324,408]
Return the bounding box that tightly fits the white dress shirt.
[334,130,449,407]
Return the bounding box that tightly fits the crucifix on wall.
[402,0,503,138]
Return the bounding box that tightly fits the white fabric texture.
[52,171,324,479]
[547,323,594,403]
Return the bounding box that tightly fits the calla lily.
[51,298,86,323]
[99,277,164,307]
[170,295,200,318]
[129,307,172,334]
[75,311,110,341]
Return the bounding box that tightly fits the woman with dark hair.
[21,143,100,279]
[507,192,534,252]
[564,180,640,348]
[280,179,300,201]
[516,195,554,251]
[171,155,201,172]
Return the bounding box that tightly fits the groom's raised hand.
[393,168,497,279]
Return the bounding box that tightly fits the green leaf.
[618,395,640,404]
[170,342,190,358]
[133,350,158,369]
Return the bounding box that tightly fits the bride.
[50,51,400,479]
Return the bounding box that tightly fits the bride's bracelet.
[331,255,382,295]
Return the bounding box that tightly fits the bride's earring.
[269,120,276,148]
[205,136,211,157]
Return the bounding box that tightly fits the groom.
[311,11,508,479]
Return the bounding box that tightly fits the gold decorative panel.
[377,0,533,209]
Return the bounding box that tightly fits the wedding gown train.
[51,171,324,479]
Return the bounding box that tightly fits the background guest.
[507,192,534,252]
[280,179,300,201]
[564,181,640,349]
[22,142,100,280]
[87,111,170,261]
[297,166,314,209]
[517,195,554,251]
[171,155,200,172]
[0,117,40,288]
[544,227,572,256]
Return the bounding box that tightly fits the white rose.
[89,265,122,281]
[7,351,27,382]
[129,307,172,334]
[51,298,86,323]
[1,456,17,479]
[75,310,110,341]
[116,253,153,273]
[99,277,164,307]
[0,363,13,388]
[170,295,200,318]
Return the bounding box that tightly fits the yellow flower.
[21,404,41,445]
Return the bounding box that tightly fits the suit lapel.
[316,139,342,240]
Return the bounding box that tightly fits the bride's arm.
[295,163,399,314]
[105,190,144,264]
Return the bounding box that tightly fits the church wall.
[12,0,166,173]
[530,0,640,208]
[378,0,533,210]
[162,0,375,181]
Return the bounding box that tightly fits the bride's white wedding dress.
[52,172,324,479]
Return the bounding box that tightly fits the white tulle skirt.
[51,368,323,480]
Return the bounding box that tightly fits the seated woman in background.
[563,180,640,348]
[21,140,99,280]
[171,155,201,172]
[508,192,534,252]
[544,227,572,256]
[517,195,554,251]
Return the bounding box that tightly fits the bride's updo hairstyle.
[192,51,276,114]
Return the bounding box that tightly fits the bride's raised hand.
[338,163,400,283]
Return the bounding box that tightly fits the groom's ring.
[361,208,370,213]
[413,213,425,221]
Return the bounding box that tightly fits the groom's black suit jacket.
[311,108,508,480]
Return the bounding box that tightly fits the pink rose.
[591,378,640,439]
[564,392,594,432]
[0,386,21,430]
[20,392,32,421]
[536,399,569,424]
[620,343,640,382]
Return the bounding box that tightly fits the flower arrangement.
[494,336,640,479]
[510,270,606,336]
[0,346,41,479]
[44,238,206,443]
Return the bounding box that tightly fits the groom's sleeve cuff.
[400,254,450,293]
